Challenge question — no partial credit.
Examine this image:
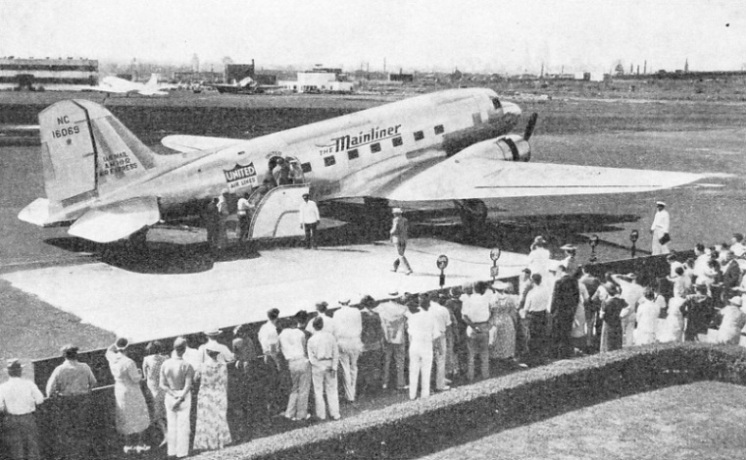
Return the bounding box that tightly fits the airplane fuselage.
[147,88,520,214]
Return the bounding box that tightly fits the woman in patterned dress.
[193,343,232,451]
[106,338,151,454]
[142,340,168,447]
[488,282,517,362]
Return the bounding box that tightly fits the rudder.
[38,100,157,205]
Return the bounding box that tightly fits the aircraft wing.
[161,135,243,153]
[68,196,161,243]
[380,155,703,202]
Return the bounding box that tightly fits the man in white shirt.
[693,244,710,278]
[375,291,409,390]
[307,317,340,421]
[731,233,746,258]
[306,301,335,336]
[197,329,235,364]
[0,359,45,460]
[236,192,253,242]
[278,312,311,421]
[333,298,363,402]
[650,201,670,255]
[257,308,283,415]
[217,190,231,249]
[522,274,551,366]
[407,300,439,400]
[462,281,492,381]
[299,193,320,249]
[427,293,452,391]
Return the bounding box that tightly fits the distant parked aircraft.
[213,76,282,94]
[85,73,171,96]
[19,88,702,246]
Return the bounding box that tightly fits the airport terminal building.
[0,57,99,91]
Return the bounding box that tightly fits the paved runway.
[1,238,528,342]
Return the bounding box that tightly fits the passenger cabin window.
[414,130,424,141]
[392,137,403,147]
[301,162,312,173]
[371,142,381,153]
[348,149,359,160]
[492,97,502,109]
[324,156,336,167]
[434,124,444,135]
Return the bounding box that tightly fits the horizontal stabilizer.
[18,198,53,226]
[68,196,160,243]
[161,135,241,153]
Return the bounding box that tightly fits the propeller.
[523,112,539,141]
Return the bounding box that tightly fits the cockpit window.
[491,97,502,109]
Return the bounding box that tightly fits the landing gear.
[127,227,149,255]
[455,199,489,242]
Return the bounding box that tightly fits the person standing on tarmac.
[650,201,671,255]
[390,208,412,275]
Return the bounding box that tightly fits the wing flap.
[384,156,703,202]
[68,196,161,243]
[161,135,242,153]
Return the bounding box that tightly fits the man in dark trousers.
[550,265,580,359]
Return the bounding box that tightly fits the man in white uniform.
[650,201,671,255]
[427,293,452,391]
[333,298,363,402]
[299,192,320,249]
[407,300,439,400]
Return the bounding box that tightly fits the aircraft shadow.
[43,209,639,274]
[45,237,260,274]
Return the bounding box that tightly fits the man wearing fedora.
[390,208,413,275]
[45,344,97,459]
[299,192,320,249]
[650,201,671,255]
[0,359,44,460]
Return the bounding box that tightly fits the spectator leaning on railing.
[45,344,97,459]
[0,359,45,460]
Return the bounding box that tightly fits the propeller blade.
[524,112,539,141]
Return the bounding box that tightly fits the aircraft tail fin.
[38,100,157,206]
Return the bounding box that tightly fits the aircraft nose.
[502,101,521,117]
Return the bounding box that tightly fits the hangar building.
[0,57,98,91]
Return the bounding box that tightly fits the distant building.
[225,61,255,84]
[280,67,353,93]
[0,57,98,90]
[389,71,414,83]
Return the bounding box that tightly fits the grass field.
[420,381,746,460]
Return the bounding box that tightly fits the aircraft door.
[267,155,305,187]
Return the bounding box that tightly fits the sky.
[1,0,744,74]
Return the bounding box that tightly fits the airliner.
[18,88,701,245]
[86,73,171,96]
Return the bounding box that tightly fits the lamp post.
[490,247,502,281]
[630,230,639,258]
[437,255,449,288]
[588,234,600,263]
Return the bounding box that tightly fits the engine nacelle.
[460,134,531,162]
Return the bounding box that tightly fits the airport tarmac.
[2,94,746,358]
[1,237,528,342]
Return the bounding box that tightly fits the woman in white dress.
[716,297,746,345]
[106,338,151,454]
[659,296,685,343]
[634,288,661,345]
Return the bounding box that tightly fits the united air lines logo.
[223,162,258,191]
[317,124,402,155]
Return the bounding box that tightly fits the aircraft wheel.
[127,228,149,254]
[455,199,488,226]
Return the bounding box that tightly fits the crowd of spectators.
[4,233,746,459]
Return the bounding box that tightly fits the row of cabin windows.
[305,123,446,171]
